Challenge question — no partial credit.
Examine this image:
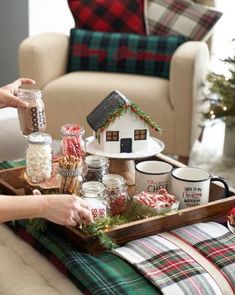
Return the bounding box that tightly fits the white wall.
[0,0,28,120]
[28,0,74,36]
[0,0,75,120]
[211,0,235,74]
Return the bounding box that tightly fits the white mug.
[135,161,173,193]
[171,167,229,209]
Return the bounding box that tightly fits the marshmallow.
[26,132,52,183]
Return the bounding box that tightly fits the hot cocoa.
[17,89,46,136]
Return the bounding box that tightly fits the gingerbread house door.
[120,138,132,153]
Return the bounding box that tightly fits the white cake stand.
[86,136,165,185]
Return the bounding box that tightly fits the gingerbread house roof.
[87,90,161,133]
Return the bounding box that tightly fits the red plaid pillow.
[145,0,222,41]
[68,0,146,35]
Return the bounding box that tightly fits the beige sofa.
[19,34,210,162]
[0,224,81,295]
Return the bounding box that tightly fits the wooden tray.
[1,154,235,255]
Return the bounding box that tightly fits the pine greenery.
[25,202,176,251]
[202,42,235,125]
[96,101,161,140]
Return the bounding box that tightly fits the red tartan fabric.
[114,222,235,294]
[68,0,146,35]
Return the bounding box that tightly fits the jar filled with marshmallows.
[26,132,52,183]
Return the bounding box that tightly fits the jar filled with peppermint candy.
[60,124,86,160]
[102,174,130,216]
[26,132,52,183]
[81,181,107,220]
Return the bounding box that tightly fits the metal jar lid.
[27,132,52,145]
[60,123,84,137]
[85,155,108,168]
[102,174,126,189]
[82,181,105,196]
[17,89,42,100]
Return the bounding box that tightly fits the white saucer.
[86,136,164,160]
[227,221,235,234]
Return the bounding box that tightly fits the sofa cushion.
[67,28,187,79]
[67,0,146,35]
[145,0,222,41]
[0,224,80,295]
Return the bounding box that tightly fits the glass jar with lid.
[102,174,129,216]
[26,132,52,183]
[60,124,86,159]
[84,155,109,182]
[17,89,46,136]
[81,181,107,219]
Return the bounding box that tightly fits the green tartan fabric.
[0,160,160,295]
[68,28,187,79]
[0,159,25,169]
[11,221,160,295]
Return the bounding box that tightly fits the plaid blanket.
[0,160,160,295]
[7,221,160,295]
[114,222,235,295]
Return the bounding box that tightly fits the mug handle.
[211,177,230,198]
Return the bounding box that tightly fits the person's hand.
[33,189,93,226]
[0,78,35,109]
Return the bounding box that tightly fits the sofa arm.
[170,41,210,156]
[19,33,69,89]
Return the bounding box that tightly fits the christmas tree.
[203,42,235,126]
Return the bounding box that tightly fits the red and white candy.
[134,188,176,209]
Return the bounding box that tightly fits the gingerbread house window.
[106,131,119,141]
[134,129,147,140]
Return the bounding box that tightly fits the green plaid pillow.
[67,28,187,79]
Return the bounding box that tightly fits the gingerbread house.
[87,91,161,153]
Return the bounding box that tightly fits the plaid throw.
[145,0,222,41]
[114,222,235,295]
[67,0,145,35]
[0,160,159,294]
[172,222,235,287]
[68,28,187,79]
[7,221,160,295]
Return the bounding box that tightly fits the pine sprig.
[95,100,161,140]
[80,202,161,250]
[130,102,162,133]
[126,201,160,221]
[26,218,48,234]
[97,230,118,250]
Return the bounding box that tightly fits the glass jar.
[26,132,52,183]
[17,89,46,136]
[81,181,106,219]
[60,124,86,159]
[58,165,83,195]
[102,174,129,216]
[84,155,109,182]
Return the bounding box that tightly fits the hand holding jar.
[17,88,46,136]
